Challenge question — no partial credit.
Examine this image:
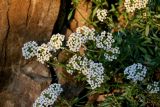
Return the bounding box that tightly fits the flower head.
[76,26,95,42]
[48,33,65,50]
[147,82,160,93]
[124,63,147,82]
[22,41,38,59]
[96,9,108,22]
[66,54,82,74]
[95,31,120,61]
[124,0,148,13]
[67,33,82,52]
[33,83,63,107]
[36,43,52,64]
[67,55,104,89]
[86,61,104,89]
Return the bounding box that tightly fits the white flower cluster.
[104,53,116,61]
[22,33,66,64]
[67,33,82,52]
[124,0,148,13]
[22,41,38,59]
[95,31,120,61]
[86,61,104,89]
[67,55,104,89]
[96,31,113,50]
[147,82,160,93]
[96,9,108,22]
[124,63,147,82]
[67,26,119,62]
[36,43,52,64]
[48,33,65,50]
[76,26,95,42]
[33,83,63,107]
[66,55,82,74]
[67,26,96,52]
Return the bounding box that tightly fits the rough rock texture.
[0,0,60,106]
[0,61,52,107]
[0,0,60,73]
[70,0,92,32]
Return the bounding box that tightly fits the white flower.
[104,53,117,61]
[67,33,82,52]
[147,82,160,94]
[95,31,120,61]
[47,42,56,52]
[22,41,38,59]
[124,63,147,82]
[66,55,104,89]
[36,43,52,64]
[66,54,82,74]
[86,61,104,89]
[33,83,63,107]
[96,9,108,22]
[76,26,96,42]
[48,33,65,50]
[95,31,114,50]
[124,0,148,13]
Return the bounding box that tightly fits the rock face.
[0,0,61,73]
[0,61,52,107]
[70,0,92,32]
[0,0,60,106]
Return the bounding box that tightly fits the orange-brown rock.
[0,61,52,106]
[0,0,60,106]
[70,0,92,32]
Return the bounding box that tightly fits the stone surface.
[0,0,61,71]
[0,0,60,87]
[0,0,60,106]
[69,0,92,32]
[0,61,52,107]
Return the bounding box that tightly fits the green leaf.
[91,21,99,27]
[145,25,149,36]
[92,6,99,20]
[155,14,160,18]
[109,4,116,12]
[138,47,147,54]
[68,9,75,20]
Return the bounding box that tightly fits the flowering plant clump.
[33,83,63,107]
[86,61,104,89]
[22,0,160,106]
[124,63,147,82]
[22,26,118,89]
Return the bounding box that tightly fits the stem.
[47,61,67,68]
[62,47,75,54]
[113,94,121,107]
[86,48,99,52]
